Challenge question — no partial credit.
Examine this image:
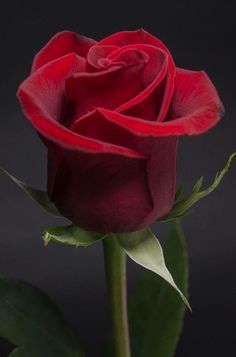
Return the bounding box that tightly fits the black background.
[0,1,235,356]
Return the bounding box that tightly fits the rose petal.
[32,31,97,72]
[17,54,145,159]
[98,29,171,57]
[121,59,175,122]
[70,45,168,124]
[49,149,152,233]
[99,30,176,122]
[72,109,141,152]
[166,68,224,134]
[156,62,175,122]
[86,45,119,71]
[66,49,148,122]
[113,45,169,119]
[50,113,177,232]
[97,69,223,136]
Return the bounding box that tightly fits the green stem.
[103,235,131,357]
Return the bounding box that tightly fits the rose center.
[97,57,126,69]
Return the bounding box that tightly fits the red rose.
[17,29,223,233]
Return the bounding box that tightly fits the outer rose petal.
[98,68,223,136]
[66,109,178,232]
[48,135,178,233]
[49,150,152,233]
[17,53,144,159]
[166,68,224,134]
[32,31,97,72]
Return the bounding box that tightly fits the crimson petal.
[86,45,119,71]
[97,68,223,136]
[98,29,172,58]
[52,109,178,232]
[67,49,148,123]
[49,149,152,233]
[166,68,224,134]
[98,29,176,122]
[113,45,169,120]
[32,31,97,72]
[17,54,145,158]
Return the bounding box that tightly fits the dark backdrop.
[0,1,235,356]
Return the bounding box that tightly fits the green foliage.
[42,224,105,247]
[161,153,236,222]
[116,227,190,309]
[129,220,188,357]
[0,167,60,216]
[0,277,83,357]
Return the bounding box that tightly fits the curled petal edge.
[98,69,223,137]
[18,54,146,159]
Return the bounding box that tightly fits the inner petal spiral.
[64,49,148,126]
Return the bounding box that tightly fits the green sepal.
[0,167,60,216]
[42,224,106,247]
[161,152,236,222]
[116,228,190,310]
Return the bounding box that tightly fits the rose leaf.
[129,220,188,357]
[0,277,83,357]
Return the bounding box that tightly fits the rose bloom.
[18,30,223,233]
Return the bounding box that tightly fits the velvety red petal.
[66,50,148,122]
[17,54,145,159]
[156,62,175,122]
[113,45,168,111]
[98,30,176,122]
[86,45,119,71]
[49,116,178,233]
[120,55,175,123]
[165,68,224,134]
[72,109,143,152]
[98,68,223,136]
[32,31,97,72]
[98,29,171,58]
[49,149,153,232]
[70,45,169,124]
